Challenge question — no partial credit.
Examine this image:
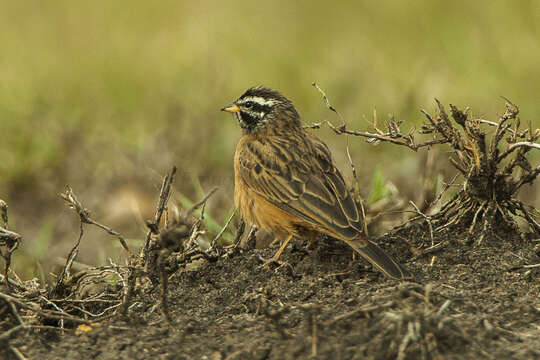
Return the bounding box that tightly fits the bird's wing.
[236,132,363,240]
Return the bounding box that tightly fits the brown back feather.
[237,129,363,240]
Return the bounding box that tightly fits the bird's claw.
[259,256,284,268]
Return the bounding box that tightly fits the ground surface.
[5,221,540,359]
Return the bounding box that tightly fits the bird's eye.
[244,101,254,109]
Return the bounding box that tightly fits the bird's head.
[221,86,301,134]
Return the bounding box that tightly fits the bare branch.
[409,201,434,246]
[311,82,345,124]
[477,119,517,136]
[0,201,21,290]
[332,124,450,151]
[60,187,131,254]
[0,199,8,229]
[210,208,237,249]
[186,187,218,217]
[142,166,177,260]
[498,141,540,162]
[310,84,451,152]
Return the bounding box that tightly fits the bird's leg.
[261,234,293,267]
[305,233,318,250]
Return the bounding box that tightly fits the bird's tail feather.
[346,239,412,280]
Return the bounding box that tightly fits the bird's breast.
[234,137,301,237]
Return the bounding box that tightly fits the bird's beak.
[221,102,240,113]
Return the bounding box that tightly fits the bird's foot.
[259,255,284,268]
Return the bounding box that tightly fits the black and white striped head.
[221,86,300,134]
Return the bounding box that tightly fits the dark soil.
[5,221,540,359]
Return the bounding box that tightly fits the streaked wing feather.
[238,133,363,239]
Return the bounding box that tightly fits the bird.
[221,86,412,279]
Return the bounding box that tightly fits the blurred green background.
[1,0,539,279]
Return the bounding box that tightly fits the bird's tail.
[346,239,412,280]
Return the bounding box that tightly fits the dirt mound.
[6,221,539,359]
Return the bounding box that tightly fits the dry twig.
[55,187,131,298]
[310,84,540,241]
[0,200,21,291]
